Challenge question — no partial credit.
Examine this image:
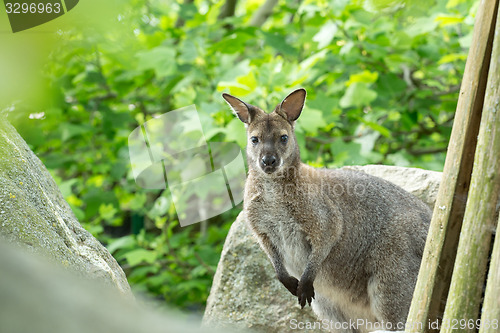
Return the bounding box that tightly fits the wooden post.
[479,214,500,333]
[405,0,499,331]
[441,5,500,330]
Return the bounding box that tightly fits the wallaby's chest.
[245,181,311,277]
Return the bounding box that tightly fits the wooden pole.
[479,214,500,333]
[441,5,500,330]
[405,0,499,331]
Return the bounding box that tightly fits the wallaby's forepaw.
[297,279,315,308]
[280,276,299,296]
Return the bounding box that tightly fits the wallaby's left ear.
[222,93,256,124]
[279,88,306,122]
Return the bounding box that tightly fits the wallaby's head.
[223,89,306,175]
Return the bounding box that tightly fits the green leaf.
[129,193,147,211]
[210,29,257,55]
[405,16,438,37]
[60,123,91,142]
[297,108,327,135]
[354,131,380,154]
[179,40,198,63]
[313,20,337,49]
[107,235,137,254]
[136,46,177,77]
[99,203,118,221]
[363,0,404,13]
[262,31,298,56]
[351,9,372,25]
[446,0,468,8]
[459,31,473,48]
[339,83,378,108]
[224,118,247,147]
[330,140,368,166]
[346,70,379,86]
[128,265,159,281]
[387,151,411,166]
[148,196,171,218]
[377,73,407,97]
[59,178,78,197]
[82,188,118,218]
[360,119,392,138]
[435,14,464,27]
[438,53,467,64]
[124,248,157,266]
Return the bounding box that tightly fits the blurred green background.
[1,0,475,319]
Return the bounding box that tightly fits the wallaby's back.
[310,168,431,326]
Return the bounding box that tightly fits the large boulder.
[203,165,442,332]
[0,118,130,295]
[343,165,442,210]
[0,241,227,333]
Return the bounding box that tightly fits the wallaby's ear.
[278,88,306,122]
[222,93,256,124]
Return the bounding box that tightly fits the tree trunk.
[405,0,499,331]
[441,3,500,330]
[479,215,500,333]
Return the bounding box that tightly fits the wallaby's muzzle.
[261,154,278,174]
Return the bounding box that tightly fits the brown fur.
[223,89,431,332]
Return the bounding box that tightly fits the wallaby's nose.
[261,155,277,167]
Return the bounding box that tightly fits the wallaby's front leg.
[257,232,298,296]
[297,251,325,308]
[297,248,333,308]
[297,221,340,308]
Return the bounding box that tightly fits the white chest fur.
[250,181,310,278]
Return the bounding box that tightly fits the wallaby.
[222,88,432,332]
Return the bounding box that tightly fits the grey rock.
[344,165,442,210]
[203,165,442,332]
[0,118,131,295]
[0,242,229,333]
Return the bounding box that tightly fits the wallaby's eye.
[250,136,259,145]
[281,135,288,143]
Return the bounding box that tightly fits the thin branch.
[407,146,448,156]
[287,0,303,23]
[435,85,461,97]
[249,0,279,27]
[306,134,360,144]
[94,92,118,101]
[218,0,238,20]
[175,0,195,28]
[194,252,215,275]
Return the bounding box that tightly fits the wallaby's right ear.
[279,88,306,122]
[222,93,255,124]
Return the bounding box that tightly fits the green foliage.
[7,0,476,315]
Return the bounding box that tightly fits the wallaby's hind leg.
[367,270,415,330]
[312,294,360,333]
